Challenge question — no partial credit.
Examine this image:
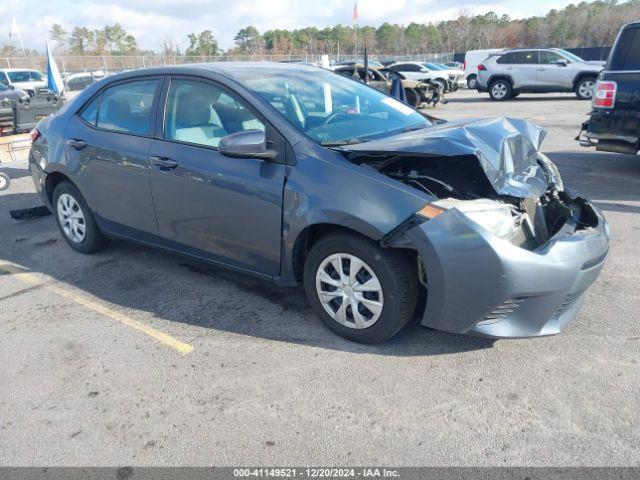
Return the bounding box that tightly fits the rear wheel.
[53,181,107,254]
[489,79,512,101]
[575,76,596,100]
[303,232,418,343]
[467,75,477,89]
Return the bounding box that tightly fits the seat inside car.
[173,93,228,147]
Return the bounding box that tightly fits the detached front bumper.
[405,197,609,338]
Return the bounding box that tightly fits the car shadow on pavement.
[545,150,640,209]
[0,190,495,357]
[446,95,581,103]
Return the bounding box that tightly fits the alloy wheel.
[315,253,384,329]
[579,80,595,99]
[491,83,508,99]
[57,193,86,243]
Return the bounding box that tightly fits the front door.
[65,77,161,236]
[536,51,575,89]
[148,77,286,276]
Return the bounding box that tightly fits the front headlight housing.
[418,198,524,240]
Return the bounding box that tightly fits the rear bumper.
[578,109,640,151]
[28,152,51,208]
[405,197,609,338]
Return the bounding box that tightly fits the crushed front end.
[342,117,610,338]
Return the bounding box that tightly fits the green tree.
[69,27,94,54]
[186,30,219,56]
[234,26,262,53]
[49,24,67,42]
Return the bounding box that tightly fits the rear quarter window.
[608,28,640,71]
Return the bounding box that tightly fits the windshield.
[241,68,431,145]
[557,50,584,63]
[7,71,43,82]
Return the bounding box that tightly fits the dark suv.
[578,22,640,154]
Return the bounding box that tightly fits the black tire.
[53,181,107,254]
[404,88,420,108]
[434,79,448,92]
[575,76,597,100]
[0,172,9,191]
[489,79,512,101]
[303,232,418,343]
[467,75,477,89]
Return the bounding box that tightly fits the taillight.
[30,128,40,143]
[477,64,487,71]
[593,81,617,108]
[463,61,466,71]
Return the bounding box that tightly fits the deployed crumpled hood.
[343,117,549,198]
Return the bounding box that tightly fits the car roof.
[95,62,324,83]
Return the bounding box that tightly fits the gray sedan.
[28,63,609,343]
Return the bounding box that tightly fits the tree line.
[0,0,637,58]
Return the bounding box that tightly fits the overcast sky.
[2,0,578,52]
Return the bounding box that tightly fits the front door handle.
[149,156,178,169]
[537,68,546,71]
[67,138,87,150]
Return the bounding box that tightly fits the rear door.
[147,76,286,276]
[496,51,539,88]
[536,50,574,89]
[65,77,162,237]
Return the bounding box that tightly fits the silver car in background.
[476,48,604,101]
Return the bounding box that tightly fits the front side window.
[239,67,431,145]
[97,79,158,135]
[539,51,563,64]
[164,79,265,148]
[30,71,44,81]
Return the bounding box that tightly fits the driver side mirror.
[218,129,277,160]
[556,59,568,67]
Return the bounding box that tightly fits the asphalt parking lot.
[0,89,639,466]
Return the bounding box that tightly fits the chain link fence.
[0,53,455,75]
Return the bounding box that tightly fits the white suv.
[0,69,48,96]
[475,48,604,101]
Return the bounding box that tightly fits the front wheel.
[575,77,596,100]
[303,232,418,343]
[53,181,107,254]
[0,172,9,191]
[489,79,512,101]
[404,88,421,108]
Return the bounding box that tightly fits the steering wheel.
[323,111,349,126]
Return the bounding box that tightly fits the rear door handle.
[537,68,546,71]
[67,138,86,150]
[149,156,178,169]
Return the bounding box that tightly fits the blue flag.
[46,41,64,96]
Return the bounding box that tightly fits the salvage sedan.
[28,63,609,343]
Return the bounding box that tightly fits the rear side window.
[80,97,99,125]
[497,51,537,64]
[609,28,640,71]
[97,79,158,135]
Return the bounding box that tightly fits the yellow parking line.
[0,263,194,355]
